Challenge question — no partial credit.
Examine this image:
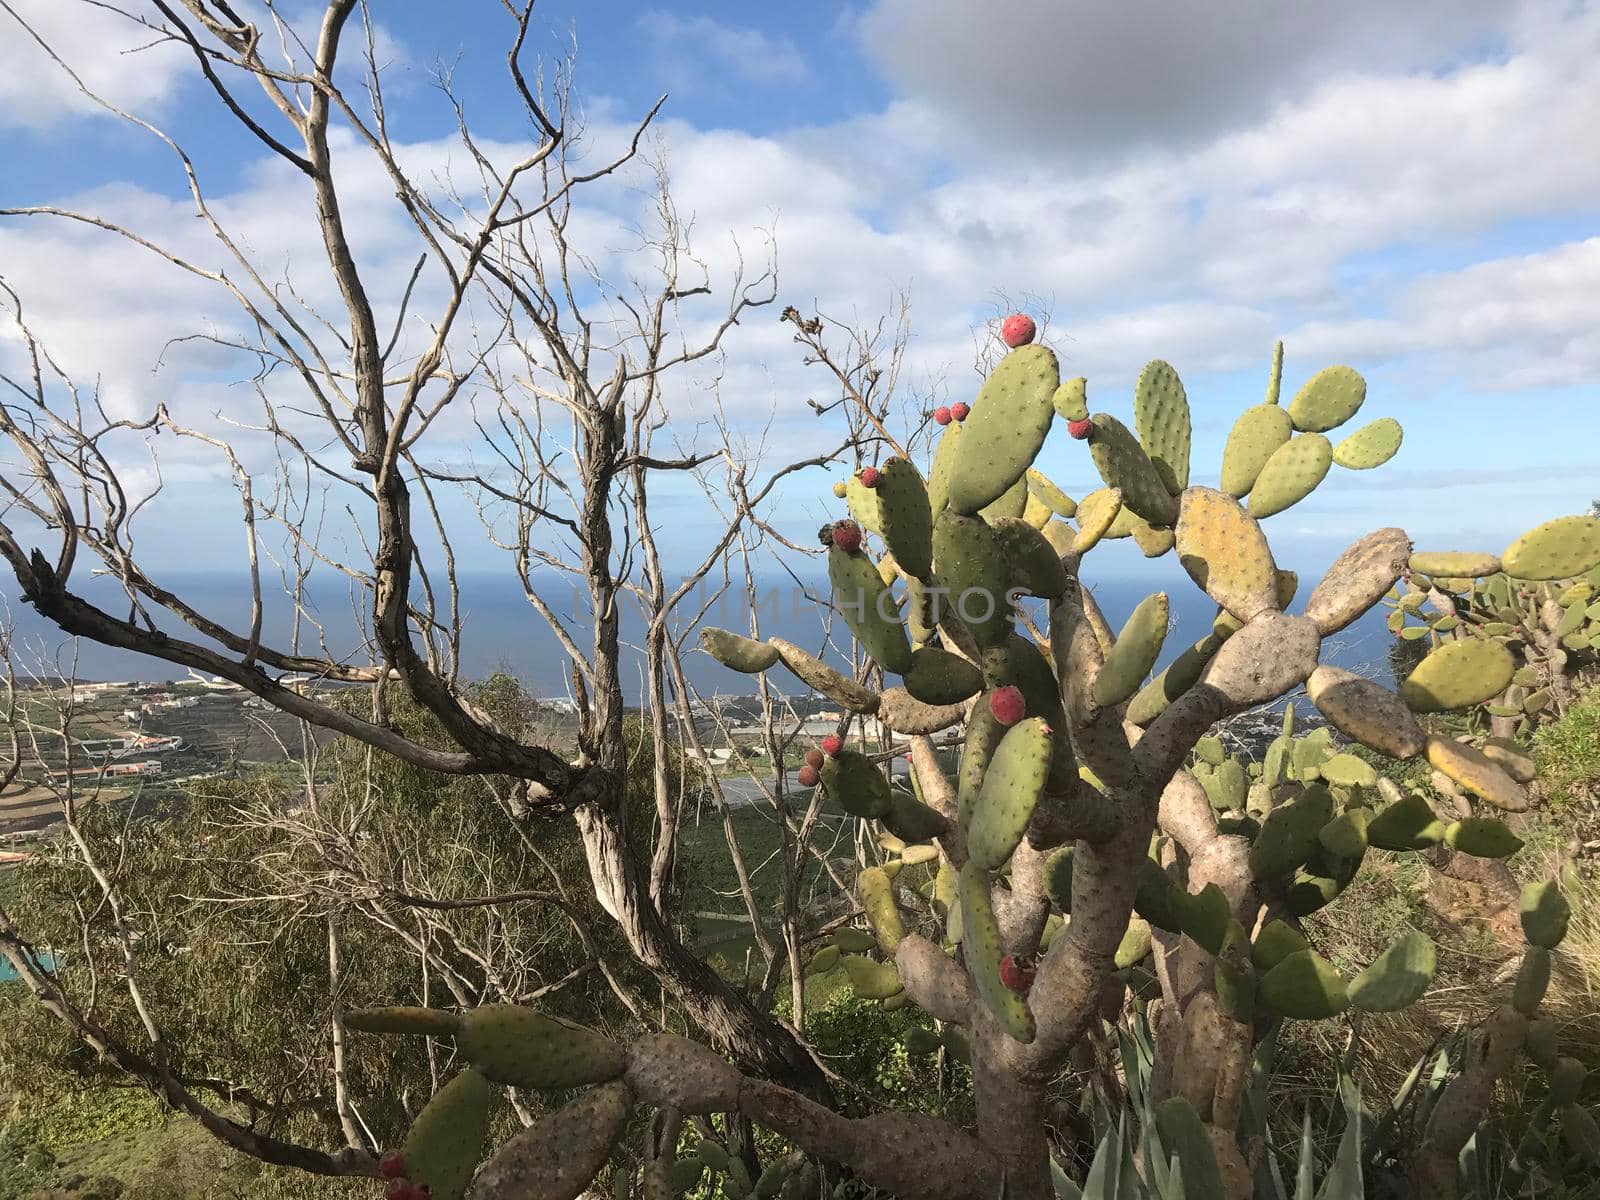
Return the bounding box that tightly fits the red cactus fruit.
[950,402,971,422]
[821,735,843,757]
[933,406,953,426]
[999,954,1036,993]
[383,1179,411,1200]
[379,1152,408,1181]
[859,466,881,488]
[797,764,820,787]
[804,748,824,769]
[1067,417,1093,440]
[831,521,863,554]
[1001,313,1036,348]
[988,685,1026,726]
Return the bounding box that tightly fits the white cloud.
[638,13,807,89]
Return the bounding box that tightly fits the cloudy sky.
[2,0,1598,594]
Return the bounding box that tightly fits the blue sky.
[1,0,1598,602]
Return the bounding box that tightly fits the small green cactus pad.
[927,422,962,518]
[903,574,939,645]
[1481,737,1535,784]
[829,544,913,675]
[1426,736,1529,810]
[1409,550,1501,578]
[1365,792,1446,851]
[1526,1018,1561,1067]
[345,1006,464,1037]
[968,717,1052,870]
[477,1080,633,1200]
[1260,949,1350,1019]
[1304,528,1412,637]
[846,473,884,535]
[947,345,1059,514]
[959,862,1036,1042]
[1249,784,1334,878]
[956,699,1005,826]
[1213,920,1256,1020]
[1265,340,1285,404]
[1318,807,1370,858]
[993,516,1068,598]
[1115,916,1153,969]
[1092,593,1169,707]
[1196,736,1225,765]
[1552,1059,1589,1105]
[1287,365,1366,433]
[1348,930,1436,1012]
[1174,487,1279,622]
[875,457,933,579]
[841,955,902,1000]
[979,473,1029,523]
[858,866,903,952]
[1102,503,1142,540]
[1087,413,1180,525]
[1072,487,1124,553]
[1251,919,1310,972]
[1247,433,1334,518]
[1044,846,1073,911]
[933,509,1014,648]
[1319,753,1377,788]
[1444,817,1523,858]
[1513,946,1551,1015]
[1520,881,1571,948]
[1052,376,1089,422]
[457,1006,627,1089]
[833,927,877,952]
[1025,469,1077,518]
[403,1069,495,1200]
[1399,639,1516,712]
[903,647,983,705]
[1287,871,1347,917]
[1133,359,1192,495]
[1153,1097,1226,1200]
[1307,665,1426,759]
[1179,882,1232,955]
[806,945,840,974]
[1220,404,1294,497]
[1125,630,1227,726]
[820,749,892,819]
[768,638,878,713]
[1561,1103,1600,1164]
[1133,859,1185,933]
[700,628,781,673]
[1130,517,1176,558]
[1214,757,1247,811]
[1022,491,1054,530]
[1502,515,1600,580]
[1332,416,1403,470]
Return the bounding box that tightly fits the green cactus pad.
[1115,916,1153,969]
[1520,881,1572,948]
[858,866,903,952]
[345,1006,464,1037]
[1052,376,1089,422]
[403,1069,495,1200]
[1318,808,1370,858]
[1428,736,1529,812]
[1025,469,1077,518]
[1249,784,1335,878]
[829,545,913,675]
[947,345,1059,514]
[1213,919,1256,1020]
[1348,931,1436,1012]
[1265,340,1285,404]
[1365,792,1446,851]
[1129,517,1176,558]
[1087,413,1180,525]
[1220,404,1294,497]
[959,862,1036,1042]
[769,638,878,713]
[806,945,840,974]
[1526,1019,1561,1067]
[979,473,1029,523]
[700,628,781,673]
[1133,360,1192,495]
[1180,882,1232,955]
[841,955,902,1000]
[833,927,877,953]
[1091,593,1170,707]
[1513,946,1551,1015]
[1126,630,1228,726]
[1196,736,1225,766]
[1174,487,1280,621]
[1287,365,1366,433]
[874,457,933,579]
[1072,487,1124,553]
[1153,1097,1226,1200]
[1259,949,1350,1019]
[1444,817,1523,858]
[1399,639,1516,712]
[845,473,884,535]
[932,509,1014,648]
[927,422,962,518]
[1501,515,1600,580]
[1133,859,1185,933]
[1319,753,1377,788]
[1332,416,1403,470]
[1252,919,1311,972]
[1214,756,1248,811]
[1102,503,1142,540]
[967,717,1052,870]
[820,749,892,819]
[993,516,1068,598]
[902,647,983,705]
[1287,872,1347,917]
[1044,846,1073,911]
[456,1006,626,1089]
[1247,433,1334,518]
[956,699,1005,827]
[1307,665,1427,759]
[1409,550,1501,578]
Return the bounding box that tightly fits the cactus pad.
[1180,882,1232,955]
[1348,931,1436,1012]
[993,516,1068,598]
[1092,593,1169,707]
[346,1006,463,1037]
[933,509,1014,647]
[1304,528,1412,636]
[967,717,1052,870]
[959,862,1036,1042]
[1501,515,1600,580]
[947,345,1059,514]
[1319,753,1377,787]
[1318,807,1370,858]
[903,647,983,705]
[927,422,962,518]
[858,866,904,952]
[819,749,892,819]
[1332,416,1403,470]
[841,955,902,999]
[1133,359,1192,495]
[1520,881,1572,948]
[1365,792,1445,851]
[1252,919,1311,972]
[1249,784,1334,878]
[1287,365,1366,432]
[457,1006,627,1089]
[1087,413,1180,525]
[700,628,781,673]
[1513,947,1551,1015]
[1174,487,1280,621]
[1306,665,1426,759]
[1126,629,1229,726]
[1409,551,1501,578]
[979,473,1029,523]
[403,1069,495,1200]
[829,544,913,674]
[769,638,878,713]
[845,473,884,535]
[1219,404,1294,497]
[1444,817,1523,858]
[1026,469,1077,518]
[1130,517,1176,558]
[874,457,933,579]
[1072,487,1124,554]
[1259,948,1350,1019]
[1399,639,1516,712]
[1247,433,1334,518]
[1052,376,1089,422]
